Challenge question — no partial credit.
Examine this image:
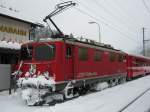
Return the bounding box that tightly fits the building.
[0,13,42,64]
[0,13,44,91]
[0,13,42,42]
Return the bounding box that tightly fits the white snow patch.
[21,88,32,100]
[94,82,109,91]
[1,76,150,112]
[18,75,55,88]
[0,40,21,49]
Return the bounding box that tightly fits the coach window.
[94,50,102,61]
[109,52,116,62]
[66,47,72,58]
[78,47,88,61]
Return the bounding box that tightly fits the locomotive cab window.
[78,47,88,61]
[35,44,55,61]
[21,45,33,60]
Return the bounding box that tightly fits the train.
[12,1,150,106]
[13,36,150,106]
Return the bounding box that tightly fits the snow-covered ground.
[1,76,150,112]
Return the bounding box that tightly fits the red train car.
[127,54,150,80]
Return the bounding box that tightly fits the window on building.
[78,47,88,61]
[94,50,103,61]
[109,52,116,62]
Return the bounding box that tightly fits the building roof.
[0,13,43,27]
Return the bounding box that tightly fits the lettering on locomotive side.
[77,72,98,78]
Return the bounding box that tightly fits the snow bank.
[51,75,150,112]
[1,76,150,112]
[0,40,21,49]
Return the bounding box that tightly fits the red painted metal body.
[17,39,127,83]
[16,39,150,86]
[127,54,150,79]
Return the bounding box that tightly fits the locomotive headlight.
[29,64,36,75]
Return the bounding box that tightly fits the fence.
[0,64,11,91]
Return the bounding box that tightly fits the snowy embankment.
[1,76,150,112]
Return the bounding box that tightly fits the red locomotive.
[12,1,150,105]
[15,37,150,105]
[15,37,128,105]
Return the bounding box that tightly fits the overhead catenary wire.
[90,0,138,37]
[59,0,140,45]
[73,0,140,44]
[74,7,140,45]
[142,0,150,14]
[99,0,142,29]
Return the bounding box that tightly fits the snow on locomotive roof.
[21,37,125,54]
[65,37,125,54]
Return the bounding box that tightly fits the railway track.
[119,87,150,112]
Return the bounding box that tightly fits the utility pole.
[142,27,150,56]
[143,27,145,56]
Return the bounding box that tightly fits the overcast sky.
[0,0,150,54]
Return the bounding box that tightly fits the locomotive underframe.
[55,73,126,92]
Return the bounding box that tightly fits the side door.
[65,44,74,80]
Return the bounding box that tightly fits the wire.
[58,0,140,45]
[74,7,140,45]
[102,0,141,29]
[142,0,150,14]
[87,0,138,38]
[74,0,140,44]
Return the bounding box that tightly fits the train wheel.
[63,87,79,99]
[63,87,73,99]
[78,86,89,95]
[63,81,81,99]
[109,78,118,87]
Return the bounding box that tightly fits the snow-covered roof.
[0,40,21,50]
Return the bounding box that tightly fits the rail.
[119,87,150,112]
